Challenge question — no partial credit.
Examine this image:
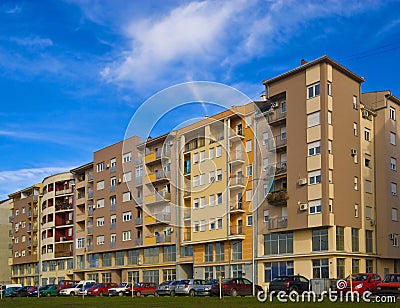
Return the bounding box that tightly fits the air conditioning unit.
[298,178,307,186]
[106,163,110,168]
[392,192,397,196]
[351,149,357,156]
[299,203,308,211]
[271,102,279,109]
[362,110,369,118]
[369,220,376,226]
[118,178,122,183]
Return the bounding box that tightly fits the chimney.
[301,59,308,65]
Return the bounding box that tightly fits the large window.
[264,261,294,282]
[103,252,112,267]
[366,230,373,253]
[102,272,112,283]
[205,266,214,280]
[352,228,359,252]
[88,254,99,268]
[215,242,224,261]
[336,226,344,251]
[144,247,159,264]
[337,258,345,279]
[163,269,176,281]
[312,258,329,278]
[232,264,243,278]
[127,250,139,265]
[232,241,242,260]
[307,83,320,99]
[143,270,159,284]
[163,246,176,262]
[264,232,293,255]
[116,251,124,266]
[312,228,328,251]
[205,243,213,262]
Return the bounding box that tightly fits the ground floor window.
[143,270,159,284]
[215,265,225,279]
[312,258,329,278]
[163,269,176,281]
[366,259,374,273]
[41,278,47,286]
[337,258,345,279]
[49,277,56,284]
[205,266,213,280]
[232,264,243,278]
[352,259,360,274]
[87,273,99,281]
[102,272,112,282]
[264,261,294,282]
[128,271,139,284]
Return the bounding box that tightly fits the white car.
[108,282,132,296]
[59,280,96,296]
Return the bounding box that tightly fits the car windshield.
[159,281,171,286]
[384,274,400,282]
[118,283,127,287]
[94,283,104,287]
[272,277,289,281]
[348,274,368,282]
[178,280,189,285]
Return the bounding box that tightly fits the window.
[200,220,206,232]
[217,218,223,229]
[163,269,176,281]
[308,141,321,156]
[216,146,222,157]
[328,111,332,124]
[205,243,213,262]
[123,192,131,202]
[365,154,371,167]
[232,264,243,278]
[366,230,373,253]
[193,198,199,209]
[312,228,328,251]
[123,152,132,163]
[353,122,358,136]
[216,169,222,181]
[88,254,99,268]
[354,176,358,190]
[209,148,215,159]
[328,169,333,183]
[123,211,132,222]
[200,197,206,208]
[309,199,322,214]
[352,228,359,252]
[336,226,344,250]
[209,218,216,230]
[97,180,104,190]
[327,83,332,95]
[246,140,252,152]
[390,107,396,120]
[122,231,131,241]
[264,261,294,282]
[264,210,269,222]
[391,182,397,196]
[309,170,321,185]
[97,162,105,172]
[246,165,253,177]
[390,132,396,145]
[245,189,252,202]
[200,173,206,185]
[217,193,223,205]
[391,157,397,171]
[366,260,374,273]
[143,270,159,284]
[136,165,143,177]
[111,233,117,244]
[103,253,112,267]
[193,175,199,187]
[76,237,85,249]
[366,206,372,219]
[58,260,65,270]
[97,217,105,227]
[364,128,371,141]
[353,96,358,110]
[232,241,242,260]
[264,232,293,255]
[328,140,332,154]
[200,151,206,162]
[216,242,224,261]
[194,221,199,232]
[392,234,399,247]
[209,195,215,207]
[392,208,398,221]
[313,259,329,278]
[123,171,132,182]
[352,259,360,274]
[281,101,287,113]
[209,171,215,183]
[247,215,253,226]
[97,235,105,245]
[163,246,176,262]
[307,112,320,128]
[336,258,345,279]
[110,195,116,207]
[307,83,320,99]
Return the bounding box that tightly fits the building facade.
[0,199,12,284]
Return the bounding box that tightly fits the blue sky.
[1,0,400,200]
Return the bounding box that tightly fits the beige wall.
[0,199,12,284]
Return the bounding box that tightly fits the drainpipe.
[225,117,231,277]
[175,134,180,274]
[252,108,258,296]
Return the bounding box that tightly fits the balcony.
[267,216,288,230]
[87,206,94,216]
[156,234,172,243]
[110,185,116,192]
[135,177,143,186]
[135,238,143,246]
[229,175,246,190]
[135,157,143,165]
[55,188,73,196]
[135,197,143,206]
[229,151,245,165]
[145,150,162,165]
[145,191,171,205]
[266,162,287,177]
[9,216,14,223]
[230,201,245,214]
[183,208,191,220]
[32,224,38,232]
[88,172,94,181]
[184,138,205,153]
[87,244,93,251]
[26,240,31,248]
[135,217,143,225]
[145,213,171,225]
[266,135,287,152]
[32,239,38,246]
[27,210,31,217]
[109,222,116,230]
[266,109,286,126]
[110,165,116,173]
[27,224,31,232]
[55,202,73,212]
[87,226,93,235]
[229,225,245,239]
[110,241,116,249]
[229,130,245,142]
[88,191,94,199]
[267,190,288,206]
[110,203,116,211]
[55,250,73,258]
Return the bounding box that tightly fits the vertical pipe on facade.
[252,107,258,295]
[38,192,42,297]
[225,117,231,276]
[175,135,180,266]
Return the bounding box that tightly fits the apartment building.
[0,199,12,284]
[9,185,41,285]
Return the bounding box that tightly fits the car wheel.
[136,291,141,297]
[118,291,123,297]
[189,289,195,297]
[170,290,175,297]
[46,293,51,297]
[155,292,159,297]
[231,289,238,297]
[99,292,103,297]
[70,292,75,296]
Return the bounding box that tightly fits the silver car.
[175,279,207,296]
[156,280,179,296]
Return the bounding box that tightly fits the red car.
[374,273,400,296]
[210,278,263,297]
[340,273,382,295]
[87,282,118,296]
[124,282,157,297]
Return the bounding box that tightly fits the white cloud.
[0,167,72,200]
[10,36,53,48]
[4,5,21,14]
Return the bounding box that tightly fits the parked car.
[124,282,157,297]
[77,282,96,296]
[59,280,96,296]
[156,280,179,296]
[175,279,208,296]
[40,285,58,297]
[210,278,262,297]
[87,282,118,296]
[268,275,310,294]
[374,273,400,296]
[340,273,382,295]
[10,286,33,297]
[1,284,22,296]
[57,280,80,293]
[108,282,132,296]
[2,287,20,297]
[193,281,213,296]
